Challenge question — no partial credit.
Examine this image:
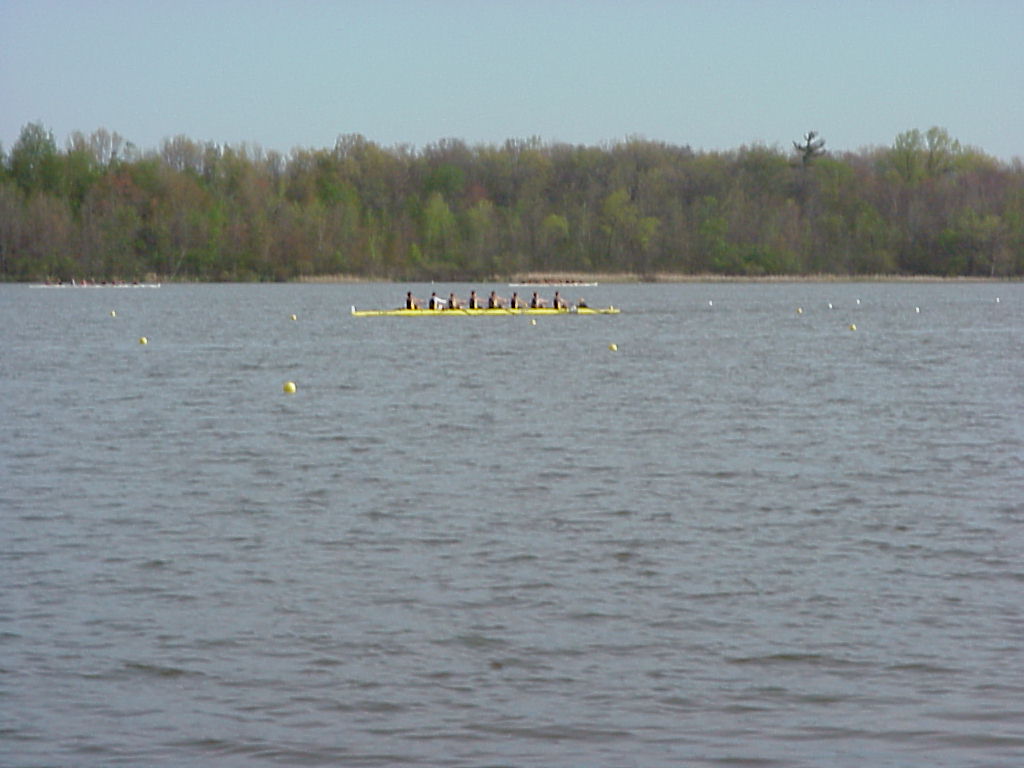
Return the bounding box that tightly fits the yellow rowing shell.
[351,305,620,317]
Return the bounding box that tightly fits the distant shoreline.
[295,272,1020,284]
[13,273,1018,286]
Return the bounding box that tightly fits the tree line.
[1,123,1021,282]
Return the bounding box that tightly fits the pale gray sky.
[2,0,1021,159]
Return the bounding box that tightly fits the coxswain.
[405,291,420,309]
[468,290,480,309]
[509,291,522,309]
[428,291,443,310]
[488,290,505,309]
[447,292,461,309]
[530,291,545,308]
[577,297,588,308]
[552,291,566,309]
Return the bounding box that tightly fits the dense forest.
[1,123,1021,282]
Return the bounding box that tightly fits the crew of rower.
[404,289,581,310]
[530,290,566,308]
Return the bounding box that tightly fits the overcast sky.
[2,0,1021,160]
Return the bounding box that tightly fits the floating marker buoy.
[848,324,857,331]
[138,336,148,345]
[995,297,1001,303]
[608,343,618,352]
[530,319,536,325]
[110,310,117,318]
[796,307,803,314]
[856,299,861,305]
[827,302,833,310]
[915,306,921,313]
[283,381,296,394]
[290,313,297,321]
[708,300,713,307]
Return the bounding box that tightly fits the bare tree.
[794,131,826,166]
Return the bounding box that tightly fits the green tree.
[538,213,570,270]
[463,199,501,277]
[9,123,61,196]
[888,129,925,184]
[694,195,738,273]
[62,133,102,214]
[923,126,961,177]
[422,191,459,275]
[600,189,659,273]
[0,182,20,276]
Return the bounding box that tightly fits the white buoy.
[708,300,713,307]
[827,302,833,310]
[915,306,921,313]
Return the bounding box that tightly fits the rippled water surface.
[2,281,1023,767]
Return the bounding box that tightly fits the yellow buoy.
[283,381,296,394]
[530,319,537,325]
[138,336,148,345]
[608,343,618,352]
[110,310,117,318]
[290,313,297,321]
[848,324,857,331]
[796,307,803,314]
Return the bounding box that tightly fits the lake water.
[2,281,1022,767]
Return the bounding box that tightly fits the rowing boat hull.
[351,305,619,317]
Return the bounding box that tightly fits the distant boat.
[29,281,162,289]
[508,281,598,287]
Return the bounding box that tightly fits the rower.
[577,297,588,308]
[447,292,461,309]
[509,291,521,309]
[552,291,566,309]
[405,291,421,309]
[487,290,505,309]
[468,290,480,309]
[530,291,545,308]
[428,291,443,310]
